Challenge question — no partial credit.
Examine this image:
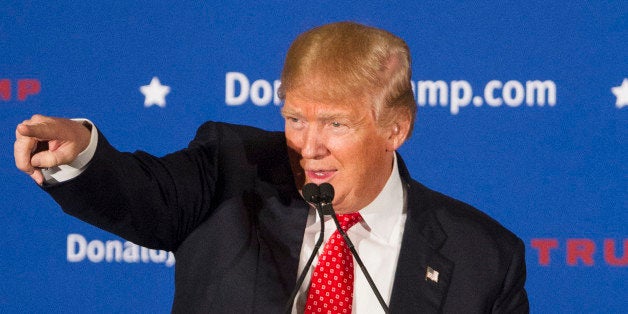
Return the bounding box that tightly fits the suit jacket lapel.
[389,155,454,313]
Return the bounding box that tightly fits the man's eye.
[286,117,305,130]
[328,121,349,134]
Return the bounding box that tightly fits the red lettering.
[604,239,628,266]
[531,238,559,266]
[0,79,10,101]
[17,79,41,101]
[567,239,595,266]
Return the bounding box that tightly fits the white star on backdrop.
[140,77,170,108]
[611,78,628,109]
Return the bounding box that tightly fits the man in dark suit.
[15,22,528,313]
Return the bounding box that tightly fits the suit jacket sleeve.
[42,121,285,251]
[492,237,529,313]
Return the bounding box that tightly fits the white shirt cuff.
[42,119,99,184]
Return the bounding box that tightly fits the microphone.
[318,182,334,215]
[321,183,390,313]
[284,183,326,314]
[302,182,320,203]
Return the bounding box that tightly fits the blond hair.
[279,21,416,136]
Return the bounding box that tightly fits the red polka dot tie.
[305,213,362,314]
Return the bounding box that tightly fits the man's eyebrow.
[318,112,352,122]
[280,107,352,121]
[280,107,301,117]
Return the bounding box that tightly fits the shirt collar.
[358,153,405,243]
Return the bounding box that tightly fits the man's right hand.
[14,115,92,186]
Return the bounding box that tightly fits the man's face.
[282,91,398,213]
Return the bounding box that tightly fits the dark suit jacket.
[45,121,528,313]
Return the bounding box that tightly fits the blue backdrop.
[1,1,626,313]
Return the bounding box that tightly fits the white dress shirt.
[293,155,407,314]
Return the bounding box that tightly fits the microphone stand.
[284,183,390,314]
[329,209,391,314]
[283,186,326,314]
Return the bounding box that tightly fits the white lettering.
[226,75,557,113]
[67,233,86,262]
[225,72,283,106]
[450,80,472,115]
[105,240,123,262]
[86,240,105,263]
[503,80,525,107]
[141,246,151,263]
[166,252,176,267]
[149,249,167,263]
[123,241,140,263]
[484,80,503,107]
[225,72,249,106]
[250,79,272,106]
[413,79,557,114]
[417,80,448,106]
[66,234,175,267]
[526,80,556,106]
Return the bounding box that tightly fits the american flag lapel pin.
[425,266,439,283]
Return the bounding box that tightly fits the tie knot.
[336,213,362,232]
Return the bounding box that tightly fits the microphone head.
[318,183,335,203]
[302,183,320,203]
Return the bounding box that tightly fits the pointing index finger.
[16,122,54,141]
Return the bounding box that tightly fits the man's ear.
[385,118,411,152]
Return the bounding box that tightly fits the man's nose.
[301,127,328,159]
